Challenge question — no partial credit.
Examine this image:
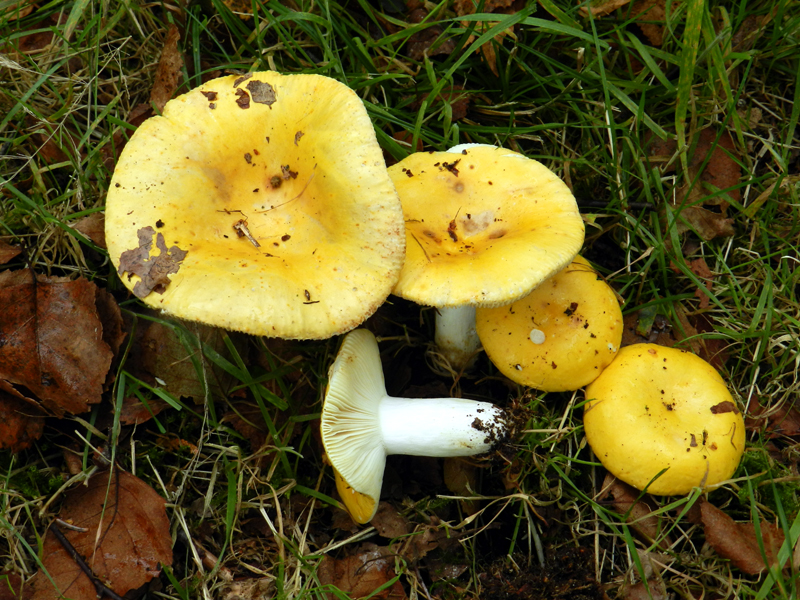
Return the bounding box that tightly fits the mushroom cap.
[584,344,745,495]
[476,256,623,392]
[105,71,405,339]
[388,145,584,308]
[321,329,387,523]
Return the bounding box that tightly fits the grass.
[2,0,800,598]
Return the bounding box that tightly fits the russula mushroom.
[583,344,745,495]
[105,71,405,339]
[388,144,584,370]
[320,329,508,523]
[475,255,623,392]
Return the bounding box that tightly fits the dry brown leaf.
[453,0,520,77]
[671,305,729,370]
[151,24,183,112]
[70,213,107,250]
[1,1,34,20]
[732,7,778,52]
[399,525,448,563]
[0,240,21,266]
[599,474,670,548]
[631,0,678,47]
[139,321,244,403]
[745,401,800,440]
[683,129,742,206]
[675,206,736,241]
[578,0,633,18]
[317,544,407,600]
[0,390,45,452]
[371,502,410,539]
[689,257,713,309]
[689,499,784,575]
[443,457,479,514]
[406,8,455,60]
[0,272,113,416]
[0,571,23,600]
[28,470,173,599]
[118,394,171,426]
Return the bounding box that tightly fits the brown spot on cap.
[710,401,739,415]
[235,88,250,109]
[246,80,277,106]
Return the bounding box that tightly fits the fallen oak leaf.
[630,0,679,47]
[317,543,407,600]
[28,469,173,600]
[689,257,714,309]
[0,271,113,416]
[745,401,800,440]
[150,23,184,113]
[0,240,21,265]
[688,498,784,575]
[70,212,107,250]
[0,389,45,452]
[117,226,188,298]
[675,205,736,241]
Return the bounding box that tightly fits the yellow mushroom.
[476,256,623,392]
[388,144,584,369]
[105,71,405,339]
[584,344,745,495]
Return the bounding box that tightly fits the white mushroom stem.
[434,305,481,371]
[380,396,504,456]
[321,329,508,521]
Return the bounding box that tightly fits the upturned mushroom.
[583,344,745,495]
[476,255,623,392]
[388,144,584,370]
[105,71,405,340]
[320,329,508,523]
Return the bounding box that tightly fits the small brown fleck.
[201,90,218,101]
[155,220,164,228]
[294,131,304,145]
[710,401,739,415]
[281,234,291,241]
[233,74,253,87]
[244,153,252,164]
[235,88,250,109]
[564,302,579,316]
[304,289,311,301]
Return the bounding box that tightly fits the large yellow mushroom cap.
[388,145,584,308]
[105,71,405,339]
[584,344,745,495]
[476,255,623,392]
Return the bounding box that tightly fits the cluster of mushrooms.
[105,72,745,524]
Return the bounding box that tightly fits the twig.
[49,522,125,600]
